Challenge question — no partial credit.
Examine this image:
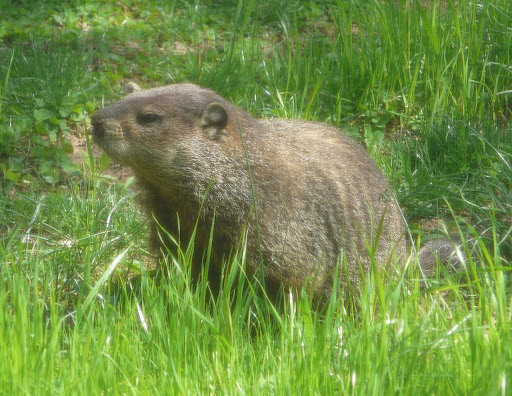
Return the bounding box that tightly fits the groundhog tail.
[417,238,463,277]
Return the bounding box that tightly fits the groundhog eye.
[139,113,160,124]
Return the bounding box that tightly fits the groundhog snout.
[90,118,105,140]
[90,111,107,136]
[90,114,123,143]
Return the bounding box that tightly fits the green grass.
[1,0,512,394]
[1,183,511,394]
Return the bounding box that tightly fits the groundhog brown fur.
[91,83,412,304]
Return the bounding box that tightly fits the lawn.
[1,0,511,394]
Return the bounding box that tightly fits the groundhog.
[91,83,439,304]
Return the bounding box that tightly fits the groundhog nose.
[90,117,105,139]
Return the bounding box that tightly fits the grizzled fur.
[91,84,409,303]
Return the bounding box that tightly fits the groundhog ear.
[201,103,228,139]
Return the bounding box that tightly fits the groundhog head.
[90,84,238,178]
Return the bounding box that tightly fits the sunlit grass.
[0,0,511,394]
[1,175,511,394]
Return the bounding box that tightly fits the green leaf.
[96,152,111,171]
[49,116,61,126]
[34,122,48,134]
[33,108,53,123]
[1,165,19,181]
[48,129,57,142]
[58,106,71,118]
[60,156,79,174]
[61,138,74,154]
[71,103,84,113]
